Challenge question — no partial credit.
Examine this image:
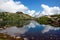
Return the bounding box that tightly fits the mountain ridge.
[0,12,60,27]
[36,14,60,27]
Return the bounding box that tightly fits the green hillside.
[36,14,60,27]
[0,12,34,28]
[0,12,60,27]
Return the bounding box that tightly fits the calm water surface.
[0,20,60,40]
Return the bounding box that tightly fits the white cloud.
[0,0,28,13]
[0,0,12,4]
[0,0,36,16]
[28,10,35,16]
[35,11,44,17]
[41,4,60,15]
[26,21,36,28]
[26,20,40,28]
[0,0,60,17]
[0,26,29,36]
[42,25,60,33]
[36,4,60,17]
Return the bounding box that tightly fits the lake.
[0,20,60,40]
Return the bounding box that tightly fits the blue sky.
[0,0,60,16]
[14,0,60,12]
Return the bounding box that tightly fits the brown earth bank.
[0,33,24,40]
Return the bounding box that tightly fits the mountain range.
[0,12,60,27]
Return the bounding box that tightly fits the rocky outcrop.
[36,14,60,27]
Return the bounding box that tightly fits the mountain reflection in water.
[0,20,60,40]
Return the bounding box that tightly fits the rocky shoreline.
[0,33,25,40]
